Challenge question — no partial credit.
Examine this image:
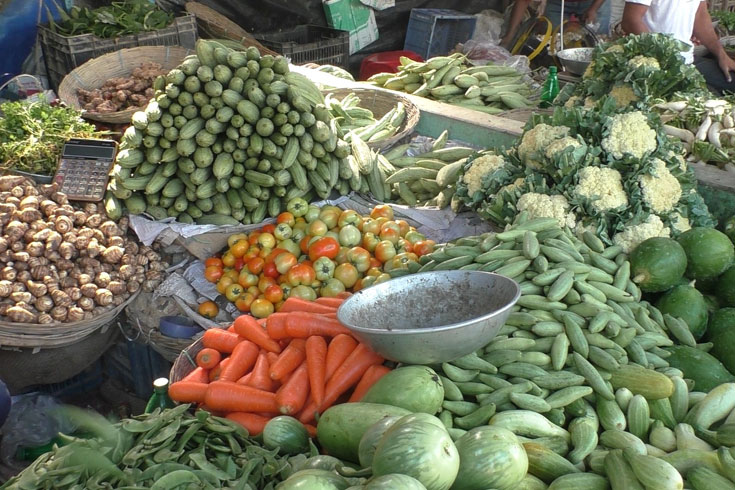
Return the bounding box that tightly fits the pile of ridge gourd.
[106,39,380,226]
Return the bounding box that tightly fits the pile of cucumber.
[105,40,371,225]
[366,53,535,114]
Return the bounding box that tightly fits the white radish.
[663,125,695,144]
[710,105,727,117]
[719,128,735,136]
[708,121,723,148]
[723,114,734,128]
[654,101,688,112]
[704,99,729,109]
[696,116,713,141]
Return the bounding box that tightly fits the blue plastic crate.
[403,9,477,60]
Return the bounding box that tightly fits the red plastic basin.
[359,50,423,81]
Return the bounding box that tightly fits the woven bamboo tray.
[184,2,278,57]
[170,336,205,383]
[58,46,193,124]
[322,88,421,151]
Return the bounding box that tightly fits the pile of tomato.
[199,198,436,318]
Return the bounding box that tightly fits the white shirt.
[625,0,702,63]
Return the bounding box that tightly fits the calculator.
[53,138,118,202]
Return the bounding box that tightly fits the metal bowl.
[336,271,521,364]
[556,47,594,76]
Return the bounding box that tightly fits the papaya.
[708,308,735,341]
[717,266,735,307]
[656,284,709,340]
[677,228,735,280]
[665,345,735,392]
[630,237,687,292]
[316,403,410,463]
[361,366,444,414]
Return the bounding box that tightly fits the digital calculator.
[53,138,118,202]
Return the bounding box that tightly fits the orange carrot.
[276,361,310,414]
[280,297,336,314]
[227,325,237,333]
[314,297,345,308]
[248,352,274,392]
[202,328,242,353]
[169,381,208,403]
[182,366,210,384]
[319,312,339,319]
[233,314,282,353]
[226,412,270,436]
[270,339,306,381]
[257,318,268,327]
[336,291,352,299]
[196,348,222,370]
[266,351,279,366]
[208,357,230,382]
[299,343,383,423]
[305,336,327,408]
[348,364,391,402]
[237,372,252,385]
[265,313,289,340]
[304,424,318,438]
[219,340,259,382]
[205,381,279,413]
[325,334,358,380]
[285,312,351,338]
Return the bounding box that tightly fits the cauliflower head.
[461,153,507,197]
[613,215,671,253]
[517,192,577,229]
[565,95,582,108]
[639,158,682,213]
[545,136,582,160]
[628,55,661,71]
[601,111,657,159]
[499,177,526,195]
[670,212,692,234]
[575,166,629,212]
[518,124,570,170]
[583,61,596,79]
[584,97,597,109]
[605,44,625,54]
[609,84,638,108]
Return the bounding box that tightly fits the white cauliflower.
[605,45,625,54]
[584,97,597,109]
[461,153,507,197]
[609,84,638,108]
[545,136,582,159]
[613,215,671,253]
[517,193,577,229]
[517,124,570,170]
[565,95,582,108]
[639,159,682,213]
[670,212,692,234]
[628,55,661,71]
[498,177,526,195]
[575,166,629,212]
[601,111,657,159]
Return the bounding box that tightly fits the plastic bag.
[0,393,75,464]
[470,8,505,44]
[459,40,533,77]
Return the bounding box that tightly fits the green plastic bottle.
[144,377,175,414]
[540,66,560,108]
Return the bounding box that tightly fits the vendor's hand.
[691,35,702,46]
[718,52,735,82]
[582,8,598,26]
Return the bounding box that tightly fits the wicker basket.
[57,46,193,124]
[184,2,279,57]
[170,336,205,383]
[0,291,139,392]
[322,88,421,151]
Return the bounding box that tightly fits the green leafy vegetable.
[49,0,174,39]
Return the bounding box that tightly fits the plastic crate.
[38,13,198,90]
[403,9,477,60]
[254,25,349,68]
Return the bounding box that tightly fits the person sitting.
[622,0,735,94]
[501,0,611,49]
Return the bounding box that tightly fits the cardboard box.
[323,0,380,54]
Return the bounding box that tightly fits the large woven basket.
[322,88,420,151]
[184,2,279,57]
[170,336,205,383]
[58,46,193,124]
[0,291,139,392]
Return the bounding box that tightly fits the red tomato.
[233,257,245,272]
[413,240,436,257]
[258,233,276,250]
[225,283,243,302]
[362,232,380,253]
[222,251,236,268]
[277,211,296,227]
[362,218,381,236]
[395,219,411,237]
[370,204,394,221]
[264,284,284,303]
[308,236,340,262]
[238,270,259,288]
[261,224,276,235]
[204,257,223,268]
[307,219,328,237]
[334,263,359,288]
[204,266,224,283]
[338,209,363,229]
[286,263,316,286]
[274,252,298,275]
[258,276,277,294]
[234,293,254,312]
[347,247,372,273]
[300,235,312,255]
[247,257,265,275]
[230,240,249,258]
[251,298,274,318]
[375,240,397,263]
[263,262,279,279]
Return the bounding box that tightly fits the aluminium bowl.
[556,47,594,76]
[336,270,521,364]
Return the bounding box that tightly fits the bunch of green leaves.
[470,98,716,241]
[556,33,708,108]
[712,10,735,34]
[47,0,174,39]
[0,100,105,175]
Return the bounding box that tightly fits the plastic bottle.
[540,66,560,108]
[144,377,175,414]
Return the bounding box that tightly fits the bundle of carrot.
[169,294,391,436]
